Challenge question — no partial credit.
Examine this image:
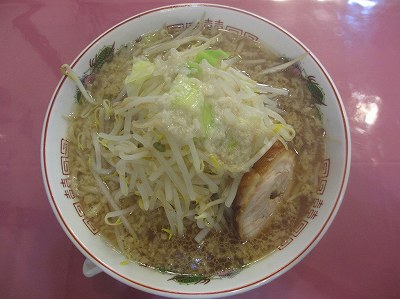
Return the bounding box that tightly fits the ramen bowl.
[41,3,350,298]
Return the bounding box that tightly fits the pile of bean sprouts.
[61,17,304,244]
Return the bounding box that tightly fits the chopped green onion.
[153,142,166,152]
[194,49,230,67]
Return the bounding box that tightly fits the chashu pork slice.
[233,142,296,240]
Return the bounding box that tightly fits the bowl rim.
[41,3,351,297]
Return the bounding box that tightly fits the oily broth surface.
[67,29,325,276]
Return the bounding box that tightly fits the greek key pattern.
[60,138,70,175]
[83,218,99,235]
[278,158,330,250]
[73,202,85,217]
[292,220,308,237]
[278,237,293,250]
[166,20,259,41]
[59,139,74,198]
[59,138,98,235]
[321,158,330,177]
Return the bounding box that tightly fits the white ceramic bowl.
[41,3,351,298]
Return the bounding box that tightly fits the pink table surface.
[1,0,399,298]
